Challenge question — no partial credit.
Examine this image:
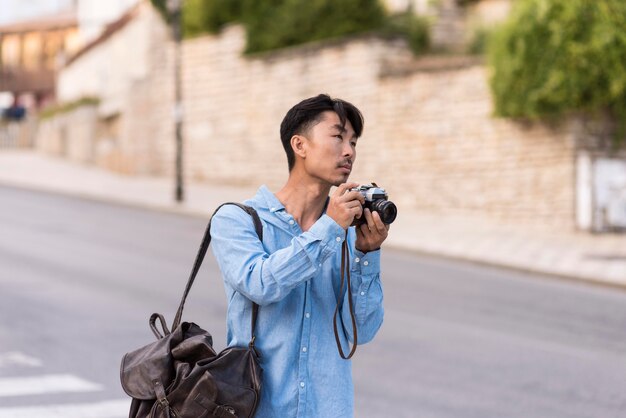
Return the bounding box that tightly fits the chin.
[333,176,350,187]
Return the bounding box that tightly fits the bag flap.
[120,322,185,400]
[120,321,215,400]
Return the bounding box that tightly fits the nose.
[342,141,354,159]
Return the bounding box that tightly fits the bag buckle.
[215,404,237,418]
[153,379,172,416]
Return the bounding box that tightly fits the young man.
[210,94,389,417]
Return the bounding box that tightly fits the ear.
[291,134,307,159]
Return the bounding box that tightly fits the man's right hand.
[326,182,365,230]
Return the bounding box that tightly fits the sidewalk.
[1,150,625,288]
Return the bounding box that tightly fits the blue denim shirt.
[209,185,384,418]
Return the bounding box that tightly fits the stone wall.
[177,26,413,190]
[36,104,99,162]
[379,60,576,227]
[175,27,576,228]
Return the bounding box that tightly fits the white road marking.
[0,352,42,368]
[0,374,102,397]
[0,399,129,418]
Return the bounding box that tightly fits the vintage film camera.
[350,183,397,226]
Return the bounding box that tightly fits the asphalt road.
[0,185,625,418]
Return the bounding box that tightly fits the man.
[210,94,389,417]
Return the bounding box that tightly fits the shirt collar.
[256,185,285,213]
[255,185,330,217]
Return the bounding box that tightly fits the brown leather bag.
[120,203,263,418]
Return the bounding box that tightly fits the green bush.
[467,26,492,55]
[150,0,241,36]
[149,0,171,23]
[383,12,430,55]
[240,0,388,54]
[183,0,242,37]
[488,0,626,136]
[151,0,429,55]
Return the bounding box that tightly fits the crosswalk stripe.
[0,399,129,418]
[0,374,102,397]
[0,352,42,368]
[0,351,41,367]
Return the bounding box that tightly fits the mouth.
[338,164,352,174]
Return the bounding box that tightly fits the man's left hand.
[355,209,390,253]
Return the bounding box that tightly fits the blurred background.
[1,1,625,417]
[1,0,626,232]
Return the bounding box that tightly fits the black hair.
[279,94,364,171]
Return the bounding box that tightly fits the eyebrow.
[332,124,347,133]
[331,124,357,139]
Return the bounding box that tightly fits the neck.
[275,172,331,231]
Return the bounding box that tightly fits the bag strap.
[172,203,263,348]
[333,231,358,359]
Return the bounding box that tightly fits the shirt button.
[300,382,305,388]
[318,263,322,267]
[363,261,369,266]
[305,312,310,318]
[271,207,275,211]
[336,237,341,242]
[289,219,295,225]
[360,291,366,296]
[355,257,360,263]
[302,347,307,353]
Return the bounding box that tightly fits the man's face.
[298,111,358,187]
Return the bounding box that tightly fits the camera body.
[350,183,397,226]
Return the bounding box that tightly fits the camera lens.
[371,200,397,224]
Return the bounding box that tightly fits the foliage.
[382,12,430,55]
[39,97,100,120]
[183,0,242,37]
[150,0,241,35]
[467,26,492,55]
[241,0,386,53]
[151,0,430,55]
[149,0,170,23]
[488,0,626,138]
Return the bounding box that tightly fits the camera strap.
[333,230,358,359]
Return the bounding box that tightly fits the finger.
[363,208,374,229]
[342,191,365,204]
[371,210,387,234]
[350,205,363,220]
[336,190,365,202]
[346,200,363,211]
[353,204,364,216]
[360,222,370,236]
[334,182,359,197]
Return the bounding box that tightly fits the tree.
[488,0,626,138]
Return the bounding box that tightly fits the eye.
[351,141,357,147]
